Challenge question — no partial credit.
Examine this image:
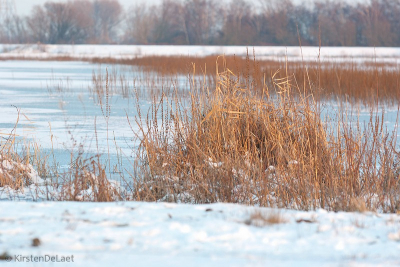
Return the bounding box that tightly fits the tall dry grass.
[0,107,121,201]
[130,57,400,212]
[0,108,34,188]
[86,52,400,106]
[119,55,400,106]
[1,54,400,213]
[2,53,399,104]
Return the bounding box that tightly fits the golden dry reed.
[1,55,399,212]
[2,53,399,105]
[131,56,400,212]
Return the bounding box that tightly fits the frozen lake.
[0,60,399,180]
[0,60,161,179]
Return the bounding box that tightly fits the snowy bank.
[0,201,399,266]
[1,44,400,63]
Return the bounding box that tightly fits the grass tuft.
[245,210,287,227]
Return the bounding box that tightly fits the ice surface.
[0,60,145,172]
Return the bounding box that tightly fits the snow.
[1,155,398,266]
[0,157,45,186]
[1,157,399,265]
[1,44,400,64]
[0,201,399,266]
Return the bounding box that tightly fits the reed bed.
[87,54,400,106]
[130,58,400,212]
[4,53,399,105]
[101,55,400,106]
[1,55,400,213]
[0,108,35,189]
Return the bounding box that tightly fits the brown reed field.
[94,54,400,106]
[2,52,399,105]
[129,57,400,212]
[1,54,400,213]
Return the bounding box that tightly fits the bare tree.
[26,6,50,43]
[150,0,187,44]
[92,0,122,43]
[26,1,94,44]
[353,0,394,46]
[219,0,258,45]
[0,14,28,43]
[44,2,76,43]
[123,3,154,44]
[312,1,356,46]
[14,0,400,46]
[378,0,400,44]
[183,0,222,44]
[258,0,299,45]
[69,0,94,43]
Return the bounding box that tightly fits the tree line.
[1,0,399,46]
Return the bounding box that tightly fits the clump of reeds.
[0,109,120,202]
[0,108,40,189]
[90,68,116,105]
[89,67,136,103]
[131,58,400,212]
[0,152,41,189]
[0,140,122,202]
[58,153,122,202]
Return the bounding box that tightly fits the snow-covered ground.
[0,201,399,266]
[2,44,400,64]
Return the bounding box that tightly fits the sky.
[12,0,368,16]
[13,0,162,16]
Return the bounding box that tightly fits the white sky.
[13,0,368,16]
[14,0,162,16]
